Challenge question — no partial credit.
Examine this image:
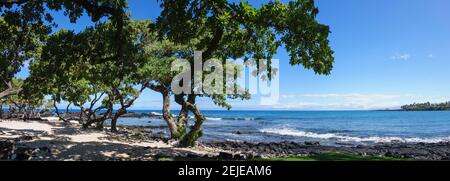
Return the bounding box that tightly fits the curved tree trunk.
[109,85,144,132]
[53,98,69,122]
[161,90,181,138]
[179,95,206,147]
[144,82,183,139]
[175,94,189,134]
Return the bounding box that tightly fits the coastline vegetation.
[401,101,450,111]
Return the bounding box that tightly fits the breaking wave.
[259,128,450,143]
[205,117,223,121]
[150,112,163,116]
[222,117,262,121]
[205,117,263,121]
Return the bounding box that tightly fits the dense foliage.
[24,20,149,131]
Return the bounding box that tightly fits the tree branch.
[0,81,22,98]
[0,0,30,6]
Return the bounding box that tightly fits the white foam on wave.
[223,117,258,121]
[259,128,450,143]
[150,112,163,116]
[206,117,222,121]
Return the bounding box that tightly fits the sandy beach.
[0,118,225,161]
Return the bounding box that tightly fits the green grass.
[260,152,407,161]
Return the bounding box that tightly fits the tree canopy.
[156,0,333,73]
[151,0,334,146]
[24,20,149,131]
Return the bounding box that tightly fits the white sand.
[0,119,127,143]
[0,120,57,134]
[0,118,215,157]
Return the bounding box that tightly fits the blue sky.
[17,0,450,110]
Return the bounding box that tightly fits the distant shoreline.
[375,109,450,112]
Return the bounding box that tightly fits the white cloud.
[390,53,410,60]
[274,93,450,110]
[270,102,400,110]
[293,93,401,100]
[428,54,434,58]
[275,93,409,110]
[280,93,405,102]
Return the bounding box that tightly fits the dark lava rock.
[150,131,166,142]
[233,153,247,160]
[218,152,234,160]
[14,147,35,161]
[121,112,148,118]
[18,135,34,141]
[245,153,256,160]
[40,112,54,117]
[202,154,215,160]
[186,153,201,159]
[203,141,450,160]
[0,140,14,159]
[304,141,320,146]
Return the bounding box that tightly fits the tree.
[153,0,334,146]
[1,0,129,101]
[138,39,187,138]
[138,37,250,141]
[0,4,50,99]
[24,20,149,131]
[1,78,45,119]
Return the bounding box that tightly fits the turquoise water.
[116,110,450,146]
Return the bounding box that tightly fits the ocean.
[116,110,450,146]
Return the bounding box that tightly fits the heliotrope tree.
[24,20,149,131]
[0,3,49,100]
[138,35,250,142]
[153,0,334,146]
[1,0,129,110]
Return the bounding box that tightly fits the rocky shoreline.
[205,141,450,160]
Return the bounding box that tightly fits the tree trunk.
[161,90,180,138]
[176,106,189,137]
[111,109,125,132]
[53,98,68,122]
[145,82,183,139]
[174,94,189,137]
[179,95,205,147]
[110,117,118,132]
[95,119,105,130]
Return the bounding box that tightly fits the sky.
[16,0,450,110]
